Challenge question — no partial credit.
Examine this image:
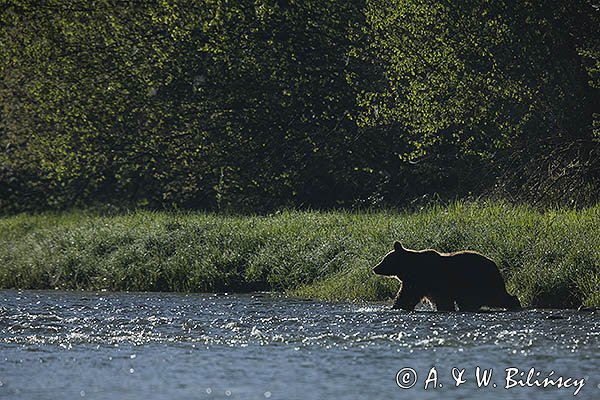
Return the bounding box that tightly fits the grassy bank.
[0,202,599,308]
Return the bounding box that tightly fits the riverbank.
[1,202,598,308]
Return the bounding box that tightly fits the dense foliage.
[1,0,598,212]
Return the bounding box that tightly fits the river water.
[0,291,598,399]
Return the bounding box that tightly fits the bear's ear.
[394,241,404,252]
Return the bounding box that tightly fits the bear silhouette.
[373,241,521,311]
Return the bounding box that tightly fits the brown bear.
[373,241,521,311]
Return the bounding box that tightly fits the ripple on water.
[1,291,599,400]
[1,291,599,354]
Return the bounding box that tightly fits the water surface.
[1,291,599,399]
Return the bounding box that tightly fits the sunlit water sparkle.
[1,291,598,399]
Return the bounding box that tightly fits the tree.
[356,0,599,204]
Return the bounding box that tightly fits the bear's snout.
[372,262,384,275]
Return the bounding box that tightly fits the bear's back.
[439,251,504,291]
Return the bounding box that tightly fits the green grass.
[0,201,599,308]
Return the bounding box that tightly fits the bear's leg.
[507,295,522,310]
[455,300,482,312]
[494,293,522,310]
[454,294,483,311]
[434,297,456,311]
[457,292,521,311]
[392,285,423,310]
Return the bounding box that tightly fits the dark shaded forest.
[1,0,598,213]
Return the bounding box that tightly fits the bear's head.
[373,241,409,278]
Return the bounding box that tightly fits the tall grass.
[0,202,598,308]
